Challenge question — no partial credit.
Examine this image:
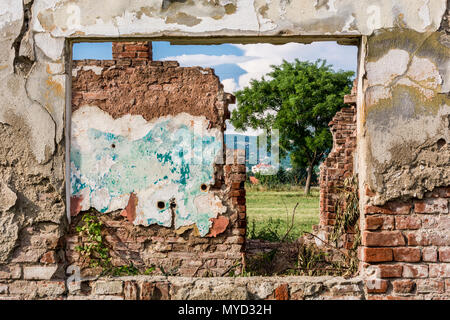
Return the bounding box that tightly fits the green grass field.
[246,185,320,242]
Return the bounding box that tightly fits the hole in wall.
[157,201,166,210]
[437,138,446,150]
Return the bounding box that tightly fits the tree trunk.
[304,162,314,195]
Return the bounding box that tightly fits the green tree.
[230,59,354,194]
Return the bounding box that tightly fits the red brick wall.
[315,82,357,249]
[112,42,153,63]
[69,42,244,277]
[362,187,450,299]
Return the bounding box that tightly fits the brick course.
[362,186,450,299]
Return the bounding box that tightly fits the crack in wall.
[12,0,35,75]
[438,0,450,33]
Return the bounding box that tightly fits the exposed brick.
[140,282,169,300]
[393,248,421,262]
[116,59,131,66]
[407,232,428,246]
[365,216,394,230]
[37,281,66,298]
[429,264,450,278]
[317,100,357,249]
[231,182,242,190]
[136,51,150,58]
[231,164,246,173]
[416,279,445,294]
[8,281,38,297]
[0,265,21,279]
[362,247,393,262]
[116,51,137,58]
[377,264,403,278]
[422,247,438,262]
[407,231,450,246]
[131,59,147,66]
[393,280,415,294]
[421,215,450,229]
[402,264,428,278]
[426,187,450,198]
[395,216,421,230]
[231,189,246,197]
[23,265,58,280]
[124,281,138,300]
[366,280,389,293]
[163,61,179,67]
[124,44,150,52]
[274,284,289,300]
[438,247,450,262]
[362,231,406,247]
[93,281,123,295]
[83,91,108,100]
[414,198,448,214]
[365,203,411,215]
[112,43,124,53]
[40,251,57,264]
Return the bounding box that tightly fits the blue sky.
[73,41,357,134]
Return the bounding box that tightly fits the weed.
[75,210,160,277]
[144,266,156,275]
[330,175,360,275]
[159,266,179,276]
[111,263,140,276]
[75,210,112,270]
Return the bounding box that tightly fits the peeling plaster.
[0,74,56,163]
[26,59,65,143]
[70,106,226,236]
[34,32,64,61]
[0,0,23,30]
[26,0,447,39]
[363,29,450,204]
[0,183,17,212]
[72,65,103,77]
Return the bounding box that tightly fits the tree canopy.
[230,59,354,194]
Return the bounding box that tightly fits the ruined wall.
[0,0,449,300]
[362,187,450,299]
[357,3,450,300]
[315,82,357,250]
[67,42,245,277]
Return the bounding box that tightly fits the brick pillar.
[314,80,358,249]
[112,41,153,66]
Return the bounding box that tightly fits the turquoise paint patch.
[71,118,223,236]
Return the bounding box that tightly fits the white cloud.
[237,57,279,89]
[233,42,357,90]
[160,54,253,68]
[222,78,238,93]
